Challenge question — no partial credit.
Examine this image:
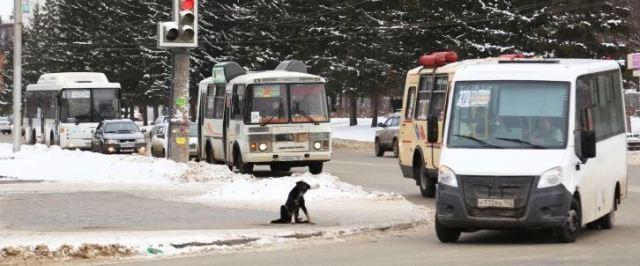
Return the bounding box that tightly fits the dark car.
[91,119,147,154]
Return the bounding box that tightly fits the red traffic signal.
[181,0,194,10]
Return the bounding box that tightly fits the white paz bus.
[25,72,121,149]
[195,61,331,174]
[432,59,627,243]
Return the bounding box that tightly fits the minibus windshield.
[447,81,570,149]
[247,83,328,125]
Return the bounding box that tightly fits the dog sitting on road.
[271,181,313,224]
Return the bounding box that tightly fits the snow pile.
[198,173,401,202]
[0,144,232,184]
[330,117,386,142]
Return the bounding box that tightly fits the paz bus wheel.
[417,160,436,198]
[309,163,323,175]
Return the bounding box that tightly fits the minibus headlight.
[313,141,322,150]
[438,166,458,188]
[538,167,563,189]
[259,143,268,152]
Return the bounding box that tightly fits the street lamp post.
[12,0,23,152]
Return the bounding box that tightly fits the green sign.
[175,97,187,107]
[212,67,226,83]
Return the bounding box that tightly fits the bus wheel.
[435,216,461,243]
[270,165,291,173]
[205,144,213,163]
[556,197,582,243]
[236,154,254,174]
[392,139,399,158]
[417,160,436,198]
[30,131,36,145]
[49,132,54,147]
[309,163,323,175]
[375,139,384,157]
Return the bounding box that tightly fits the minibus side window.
[213,85,226,119]
[405,87,416,120]
[205,85,216,119]
[576,71,625,141]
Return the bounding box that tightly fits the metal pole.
[12,0,23,152]
[167,48,190,163]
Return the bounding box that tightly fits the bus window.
[26,92,36,118]
[247,84,289,124]
[415,76,433,120]
[430,76,448,120]
[232,85,246,120]
[61,89,92,123]
[290,83,329,123]
[93,89,118,121]
[405,87,416,120]
[213,85,225,119]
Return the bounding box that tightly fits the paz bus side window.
[405,87,416,120]
[429,75,448,120]
[232,85,246,120]
[205,85,216,119]
[213,85,225,119]
[415,76,433,120]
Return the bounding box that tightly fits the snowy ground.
[330,117,386,142]
[0,144,428,261]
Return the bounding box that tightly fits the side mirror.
[378,122,386,128]
[575,130,596,163]
[427,116,439,143]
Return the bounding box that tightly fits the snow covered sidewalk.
[0,144,430,261]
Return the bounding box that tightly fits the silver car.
[0,117,11,134]
[375,114,400,157]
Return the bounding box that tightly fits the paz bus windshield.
[447,81,570,149]
[247,83,328,125]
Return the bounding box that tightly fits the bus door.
[223,92,230,163]
[427,74,449,167]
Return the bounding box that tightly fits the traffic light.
[158,0,198,48]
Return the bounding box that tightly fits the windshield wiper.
[495,137,547,149]
[261,103,283,126]
[293,102,316,123]
[453,135,503,149]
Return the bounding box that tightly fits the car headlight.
[259,143,268,152]
[105,139,119,145]
[313,141,322,150]
[538,167,563,188]
[135,138,146,144]
[438,166,458,188]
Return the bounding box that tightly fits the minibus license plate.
[282,156,301,161]
[477,199,514,209]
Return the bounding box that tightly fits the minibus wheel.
[599,197,616,230]
[236,153,254,174]
[309,163,323,175]
[556,197,582,243]
[435,216,461,243]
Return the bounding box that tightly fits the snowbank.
[330,117,386,142]
[0,144,233,184]
[198,173,400,203]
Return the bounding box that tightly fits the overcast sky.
[1,0,13,21]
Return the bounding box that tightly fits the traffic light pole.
[167,48,191,163]
[12,0,23,153]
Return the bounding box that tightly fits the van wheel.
[375,139,384,157]
[598,198,616,230]
[29,131,36,145]
[309,163,323,175]
[392,139,399,158]
[556,197,582,243]
[49,132,54,147]
[161,149,166,158]
[417,160,436,198]
[435,217,461,243]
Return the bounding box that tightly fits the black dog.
[271,181,313,224]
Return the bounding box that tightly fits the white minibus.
[433,59,627,243]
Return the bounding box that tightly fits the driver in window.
[529,117,562,145]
